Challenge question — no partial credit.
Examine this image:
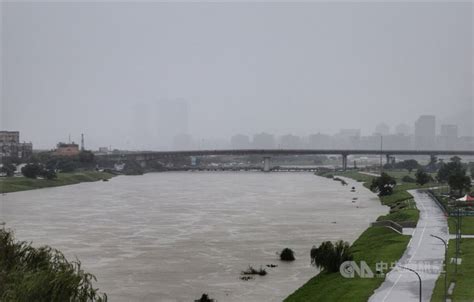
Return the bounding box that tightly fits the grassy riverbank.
[285,226,410,302]
[285,170,429,301]
[0,171,114,193]
[431,238,474,301]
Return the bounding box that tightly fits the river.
[0,172,387,301]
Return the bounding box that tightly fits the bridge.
[96,149,474,172]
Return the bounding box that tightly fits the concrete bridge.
[96,149,474,172]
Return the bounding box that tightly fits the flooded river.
[0,172,387,301]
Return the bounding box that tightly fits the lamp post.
[431,234,448,302]
[399,265,422,302]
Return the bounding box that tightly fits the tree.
[0,163,16,177]
[21,163,44,179]
[402,159,419,173]
[56,159,78,173]
[79,151,95,163]
[425,155,439,172]
[311,240,353,273]
[437,159,463,183]
[415,169,432,186]
[448,170,472,197]
[369,173,396,196]
[469,162,474,177]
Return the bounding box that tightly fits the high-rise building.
[414,115,436,150]
[439,124,458,150]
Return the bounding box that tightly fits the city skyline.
[2,2,472,149]
[10,113,471,152]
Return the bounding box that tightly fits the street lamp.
[431,234,448,302]
[398,265,422,302]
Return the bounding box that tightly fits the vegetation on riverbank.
[0,171,114,193]
[0,228,106,301]
[431,238,474,301]
[287,169,443,301]
[285,227,410,302]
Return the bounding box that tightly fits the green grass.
[285,227,410,302]
[431,238,474,301]
[448,217,474,235]
[286,169,428,301]
[0,171,114,193]
[377,208,419,223]
[316,170,375,183]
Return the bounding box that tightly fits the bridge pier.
[263,157,272,172]
[342,154,348,171]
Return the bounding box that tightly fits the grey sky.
[1,2,472,149]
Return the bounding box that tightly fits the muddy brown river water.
[0,172,387,301]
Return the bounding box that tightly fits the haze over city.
[2,2,474,302]
[2,2,472,150]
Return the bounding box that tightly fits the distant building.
[334,129,361,149]
[438,124,458,150]
[414,115,436,150]
[279,134,302,149]
[374,123,390,136]
[0,131,33,160]
[395,123,411,136]
[308,133,332,149]
[98,147,110,153]
[252,133,275,149]
[54,142,80,156]
[231,134,250,149]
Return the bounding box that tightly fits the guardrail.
[426,190,449,216]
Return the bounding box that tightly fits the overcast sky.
[1,2,472,149]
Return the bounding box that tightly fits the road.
[369,189,449,302]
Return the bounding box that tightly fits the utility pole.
[431,234,448,302]
[81,133,85,151]
[399,266,422,302]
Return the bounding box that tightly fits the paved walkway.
[369,189,449,302]
[359,171,381,177]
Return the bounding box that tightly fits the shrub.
[0,163,16,177]
[21,163,44,179]
[369,173,396,196]
[310,240,353,273]
[242,266,267,276]
[0,228,107,301]
[280,248,295,261]
[40,168,57,180]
